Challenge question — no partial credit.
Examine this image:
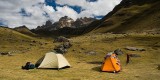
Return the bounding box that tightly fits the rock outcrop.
[35,16,96,31]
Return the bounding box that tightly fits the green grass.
[0,30,160,80]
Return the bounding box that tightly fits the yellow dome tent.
[35,52,71,70]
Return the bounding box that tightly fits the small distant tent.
[101,53,121,72]
[35,52,71,69]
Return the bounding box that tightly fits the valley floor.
[0,33,160,80]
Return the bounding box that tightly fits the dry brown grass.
[0,33,160,80]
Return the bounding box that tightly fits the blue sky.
[45,0,98,13]
[0,0,121,29]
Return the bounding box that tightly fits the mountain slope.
[0,27,39,52]
[31,0,160,36]
[89,0,160,34]
[14,25,36,36]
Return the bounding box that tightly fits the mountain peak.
[34,16,96,32]
[59,16,74,22]
[14,25,28,30]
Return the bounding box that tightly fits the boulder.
[54,41,72,54]
[55,36,69,42]
[85,51,97,55]
[0,52,13,56]
[125,46,145,51]
[125,46,137,51]
[54,45,67,54]
[0,52,9,55]
[63,42,72,49]
[114,49,123,55]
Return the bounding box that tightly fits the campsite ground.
[0,33,160,80]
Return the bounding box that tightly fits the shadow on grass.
[91,64,121,74]
[91,66,119,73]
[36,66,70,70]
[92,66,101,72]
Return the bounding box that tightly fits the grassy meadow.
[0,29,160,80]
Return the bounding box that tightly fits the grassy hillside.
[14,26,36,36]
[0,27,160,79]
[90,0,160,34]
[0,0,160,79]
[0,27,54,53]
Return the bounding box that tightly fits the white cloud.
[55,6,78,20]
[0,0,48,29]
[44,5,55,12]
[56,0,122,18]
[0,0,122,29]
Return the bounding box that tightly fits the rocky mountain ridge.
[35,16,96,31]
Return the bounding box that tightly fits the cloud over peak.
[0,0,122,29]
